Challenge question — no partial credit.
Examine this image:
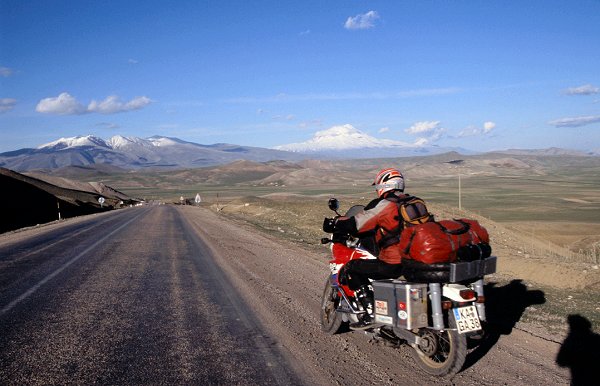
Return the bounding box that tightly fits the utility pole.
[458,172,462,210]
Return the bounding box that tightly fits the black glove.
[322,217,337,233]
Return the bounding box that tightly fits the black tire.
[410,316,467,377]
[402,259,451,283]
[320,278,345,334]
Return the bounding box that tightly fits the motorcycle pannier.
[398,219,490,264]
[372,280,428,329]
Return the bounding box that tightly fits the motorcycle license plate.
[452,306,482,334]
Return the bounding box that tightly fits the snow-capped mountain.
[275,124,415,152]
[38,135,110,150]
[274,124,465,157]
[107,135,155,149]
[1,135,306,172]
[39,135,171,151]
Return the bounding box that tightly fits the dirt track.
[177,206,573,385]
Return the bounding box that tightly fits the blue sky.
[1,0,599,153]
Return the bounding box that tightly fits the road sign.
[99,197,105,208]
[195,194,202,204]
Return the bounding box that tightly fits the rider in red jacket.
[324,168,430,329]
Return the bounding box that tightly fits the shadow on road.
[556,314,600,386]
[463,279,546,370]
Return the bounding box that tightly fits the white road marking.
[0,210,145,317]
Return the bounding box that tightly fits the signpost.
[195,193,202,206]
[99,197,105,208]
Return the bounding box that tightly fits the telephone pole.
[458,172,462,210]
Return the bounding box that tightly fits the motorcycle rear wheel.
[410,318,467,377]
[320,278,345,334]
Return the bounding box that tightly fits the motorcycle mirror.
[328,198,339,212]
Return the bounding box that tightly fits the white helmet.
[373,168,405,197]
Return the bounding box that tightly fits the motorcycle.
[320,198,497,377]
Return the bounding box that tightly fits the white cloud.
[405,121,441,135]
[36,92,87,115]
[299,29,311,36]
[88,95,152,114]
[483,121,496,133]
[415,127,447,145]
[378,127,390,133]
[344,11,380,30]
[549,115,600,127]
[414,137,429,147]
[458,122,496,137]
[36,93,152,115]
[0,98,17,113]
[564,84,599,96]
[128,58,139,64]
[0,67,14,77]
[404,121,446,145]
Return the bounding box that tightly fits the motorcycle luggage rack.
[449,256,497,283]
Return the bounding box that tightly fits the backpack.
[396,195,432,227]
[378,195,433,249]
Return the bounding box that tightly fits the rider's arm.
[354,200,390,233]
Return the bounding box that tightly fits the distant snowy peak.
[38,135,109,150]
[274,124,413,152]
[147,135,187,147]
[38,134,181,151]
[107,135,154,149]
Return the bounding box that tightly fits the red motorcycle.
[320,198,496,377]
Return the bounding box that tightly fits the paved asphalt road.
[0,206,303,385]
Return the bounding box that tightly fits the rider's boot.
[350,285,375,330]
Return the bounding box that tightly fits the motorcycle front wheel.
[410,317,467,377]
[320,278,345,334]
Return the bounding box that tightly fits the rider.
[323,168,431,330]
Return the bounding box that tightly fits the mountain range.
[0,135,306,172]
[1,127,597,172]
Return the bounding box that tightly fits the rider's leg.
[344,260,402,330]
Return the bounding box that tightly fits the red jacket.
[353,193,406,264]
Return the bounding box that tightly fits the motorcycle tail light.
[459,289,476,300]
[442,300,453,310]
